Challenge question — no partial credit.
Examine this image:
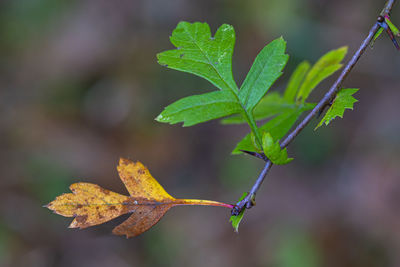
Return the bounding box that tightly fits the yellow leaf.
[46,158,233,238]
[117,159,173,200]
[46,182,129,229]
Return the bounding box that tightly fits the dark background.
[1,0,400,266]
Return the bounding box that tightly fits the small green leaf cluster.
[156,21,350,159]
[262,132,293,165]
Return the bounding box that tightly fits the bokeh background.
[1,0,400,266]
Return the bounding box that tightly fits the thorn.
[250,194,256,206]
[378,20,400,51]
[240,150,268,161]
[385,26,400,50]
[318,99,333,118]
[246,194,256,209]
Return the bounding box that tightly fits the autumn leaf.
[46,158,233,238]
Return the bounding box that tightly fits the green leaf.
[232,106,311,154]
[156,22,291,144]
[221,93,293,124]
[316,88,358,129]
[247,93,296,121]
[297,47,348,102]
[385,16,400,36]
[222,93,315,125]
[157,22,238,92]
[262,132,293,165]
[371,27,384,47]
[156,90,242,126]
[229,192,247,233]
[284,61,311,102]
[238,37,289,111]
[219,114,246,125]
[232,133,261,154]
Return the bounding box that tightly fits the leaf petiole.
[176,199,234,209]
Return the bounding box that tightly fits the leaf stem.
[245,113,263,147]
[233,0,397,214]
[177,199,234,209]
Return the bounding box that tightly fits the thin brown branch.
[232,0,397,215]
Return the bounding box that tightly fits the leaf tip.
[112,228,133,239]
[219,23,234,32]
[155,112,169,123]
[118,157,127,164]
[68,220,78,229]
[119,157,134,168]
[332,46,348,60]
[44,202,57,213]
[285,157,294,164]
[338,46,348,53]
[229,210,245,233]
[155,52,162,60]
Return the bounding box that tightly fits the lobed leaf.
[46,158,233,238]
[297,47,348,102]
[238,37,289,111]
[157,22,292,134]
[316,88,359,129]
[157,22,238,92]
[46,183,130,229]
[156,90,242,126]
[262,132,293,165]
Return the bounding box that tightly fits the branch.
[232,0,397,215]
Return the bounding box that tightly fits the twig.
[232,0,397,215]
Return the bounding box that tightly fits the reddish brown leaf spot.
[76,215,88,224]
[100,188,110,195]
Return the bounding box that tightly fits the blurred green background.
[1,0,400,266]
